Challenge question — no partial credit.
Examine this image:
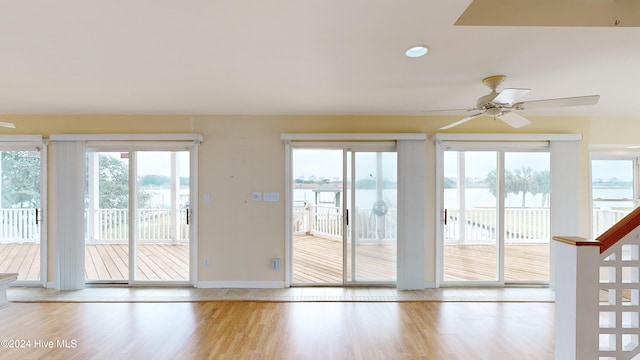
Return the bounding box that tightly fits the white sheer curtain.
[397,139,426,290]
[54,141,86,290]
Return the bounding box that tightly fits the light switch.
[264,192,280,202]
[203,193,210,203]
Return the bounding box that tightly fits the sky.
[444,151,551,178]
[592,160,633,182]
[102,151,190,177]
[292,149,397,181]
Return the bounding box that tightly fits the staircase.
[554,206,640,360]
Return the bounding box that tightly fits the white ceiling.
[0,0,639,117]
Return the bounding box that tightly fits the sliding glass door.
[85,148,191,284]
[291,145,397,286]
[345,150,397,283]
[441,147,550,285]
[0,147,44,284]
[442,151,499,282]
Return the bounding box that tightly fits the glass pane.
[443,151,498,282]
[135,151,190,281]
[592,159,635,238]
[346,151,397,283]
[504,152,550,282]
[0,150,41,281]
[85,151,130,281]
[291,149,343,284]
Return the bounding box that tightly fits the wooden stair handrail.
[597,206,640,254]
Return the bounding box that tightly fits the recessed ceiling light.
[405,45,428,58]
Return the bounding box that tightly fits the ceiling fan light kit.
[434,75,600,130]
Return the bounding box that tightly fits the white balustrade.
[445,207,551,244]
[87,208,188,244]
[554,210,640,360]
[0,209,39,243]
[599,240,640,359]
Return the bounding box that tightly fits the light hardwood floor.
[0,301,554,359]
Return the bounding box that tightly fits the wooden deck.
[2,236,548,284]
[293,235,549,284]
[293,235,397,284]
[444,243,550,282]
[0,243,189,282]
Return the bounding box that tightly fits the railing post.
[552,236,601,360]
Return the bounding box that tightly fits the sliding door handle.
[186,208,189,225]
[444,209,447,225]
[345,209,349,226]
[35,208,39,225]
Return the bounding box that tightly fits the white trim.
[438,141,549,151]
[189,142,199,287]
[589,149,640,159]
[197,281,286,289]
[281,133,426,141]
[434,141,444,288]
[589,144,640,150]
[432,133,582,142]
[39,141,48,288]
[85,142,197,151]
[290,141,397,150]
[423,281,437,289]
[284,141,293,287]
[0,135,43,142]
[50,134,203,142]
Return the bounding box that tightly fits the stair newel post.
[553,236,601,360]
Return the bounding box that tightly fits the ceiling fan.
[0,121,15,129]
[433,75,600,130]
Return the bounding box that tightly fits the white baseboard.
[197,281,285,289]
[424,281,437,288]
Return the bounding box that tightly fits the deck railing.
[0,206,627,245]
[85,208,189,244]
[444,208,550,244]
[0,208,189,244]
[0,209,39,242]
[293,204,397,242]
[295,205,551,243]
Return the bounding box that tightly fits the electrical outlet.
[271,258,280,270]
[204,259,210,268]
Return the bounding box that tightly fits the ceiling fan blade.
[514,95,600,110]
[498,111,532,128]
[422,107,477,113]
[0,121,15,128]
[493,88,530,105]
[439,112,485,130]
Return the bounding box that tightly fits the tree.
[1,151,40,208]
[97,155,129,209]
[484,167,550,207]
[532,170,550,207]
[511,167,535,207]
[486,170,498,197]
[96,154,151,209]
